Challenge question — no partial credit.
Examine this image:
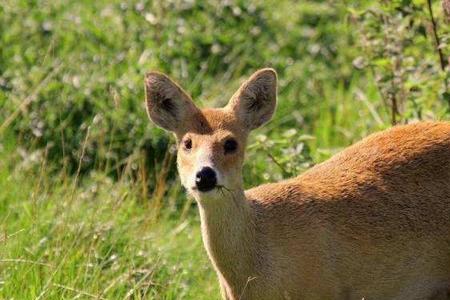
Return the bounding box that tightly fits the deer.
[144,68,450,300]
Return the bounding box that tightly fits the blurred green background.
[1,0,449,299]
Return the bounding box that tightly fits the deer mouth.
[191,184,227,193]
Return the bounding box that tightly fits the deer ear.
[145,72,199,132]
[226,68,277,130]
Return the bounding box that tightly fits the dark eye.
[183,138,192,151]
[224,138,238,154]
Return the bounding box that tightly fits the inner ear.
[226,68,277,130]
[145,72,199,132]
[161,98,176,114]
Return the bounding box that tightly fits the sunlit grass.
[0,148,218,299]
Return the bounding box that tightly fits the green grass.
[1,0,449,299]
[0,148,218,299]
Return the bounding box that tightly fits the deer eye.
[224,138,238,154]
[183,138,192,151]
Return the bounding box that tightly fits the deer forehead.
[187,130,235,143]
[181,108,246,140]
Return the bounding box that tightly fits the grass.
[1,0,449,299]
[0,143,218,299]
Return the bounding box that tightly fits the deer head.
[145,69,277,201]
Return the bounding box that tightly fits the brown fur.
[145,69,450,300]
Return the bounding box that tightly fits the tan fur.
[145,69,450,300]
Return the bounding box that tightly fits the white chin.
[189,187,221,199]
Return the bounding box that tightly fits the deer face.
[145,69,277,199]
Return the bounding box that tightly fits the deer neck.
[196,188,259,296]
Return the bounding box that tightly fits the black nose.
[195,167,217,192]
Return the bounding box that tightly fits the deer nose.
[195,167,217,192]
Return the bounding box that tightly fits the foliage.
[1,0,366,183]
[1,0,449,298]
[349,0,450,123]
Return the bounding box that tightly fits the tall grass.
[0,140,217,299]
